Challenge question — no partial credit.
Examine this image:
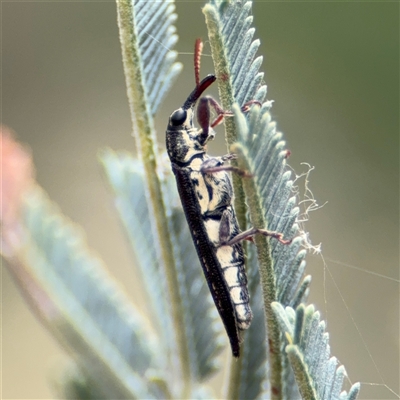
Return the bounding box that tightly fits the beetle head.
[166,75,216,164]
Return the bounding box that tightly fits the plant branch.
[115,0,191,394]
[232,106,283,399]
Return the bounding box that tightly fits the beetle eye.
[170,108,187,126]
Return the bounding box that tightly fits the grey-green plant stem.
[232,137,283,400]
[225,346,244,400]
[115,0,191,394]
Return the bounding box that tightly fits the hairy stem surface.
[116,0,191,394]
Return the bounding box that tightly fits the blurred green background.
[2,1,398,399]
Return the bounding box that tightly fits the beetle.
[166,41,291,357]
[166,73,250,357]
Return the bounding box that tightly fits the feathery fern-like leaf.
[6,185,159,399]
[205,0,310,307]
[202,2,360,399]
[272,302,361,400]
[99,150,174,360]
[133,0,182,115]
[205,0,266,109]
[234,104,311,308]
[203,1,310,396]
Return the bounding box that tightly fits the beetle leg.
[208,99,262,127]
[221,153,237,162]
[219,221,290,246]
[225,227,292,245]
[197,97,215,144]
[198,96,262,143]
[219,210,232,244]
[197,96,232,141]
[201,165,252,177]
[200,154,251,177]
[240,99,262,112]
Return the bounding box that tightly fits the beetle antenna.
[194,38,203,87]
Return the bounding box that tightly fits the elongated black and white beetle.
[166,41,291,357]
[166,73,251,357]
